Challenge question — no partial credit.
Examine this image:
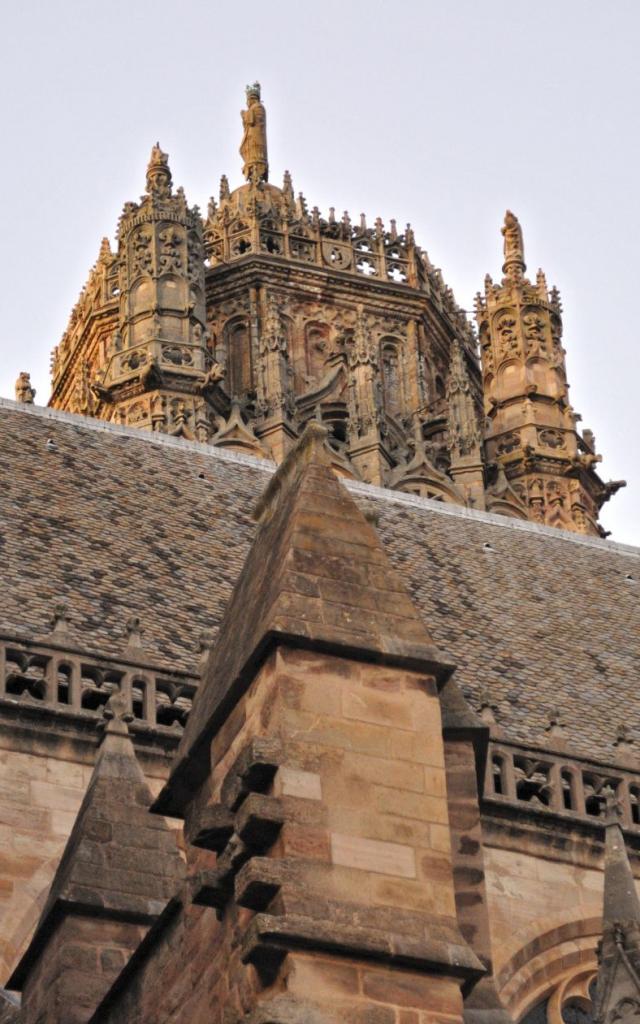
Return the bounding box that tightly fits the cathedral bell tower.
[475,211,624,536]
[46,89,624,536]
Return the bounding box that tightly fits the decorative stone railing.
[485,739,640,831]
[3,638,636,830]
[0,634,198,730]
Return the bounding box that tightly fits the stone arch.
[157,273,183,310]
[129,278,154,316]
[224,317,253,398]
[496,917,601,1023]
[486,496,529,521]
[524,356,556,396]
[379,336,404,420]
[497,358,522,399]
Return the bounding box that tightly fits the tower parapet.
[476,211,624,535]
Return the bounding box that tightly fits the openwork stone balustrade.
[0,634,197,729]
[3,631,639,836]
[486,739,640,831]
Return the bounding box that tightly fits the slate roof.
[0,399,638,763]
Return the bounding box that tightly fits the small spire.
[536,268,548,300]
[297,191,308,218]
[15,371,36,404]
[283,169,294,200]
[146,142,172,198]
[390,218,398,241]
[360,212,367,232]
[98,236,112,263]
[601,789,640,924]
[501,210,526,281]
[219,174,230,202]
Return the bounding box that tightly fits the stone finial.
[544,705,566,739]
[146,142,172,198]
[240,81,268,183]
[124,614,143,649]
[101,690,134,738]
[98,236,112,263]
[15,371,35,404]
[478,688,498,725]
[282,169,294,201]
[614,723,634,755]
[198,630,215,670]
[501,210,526,281]
[49,602,69,635]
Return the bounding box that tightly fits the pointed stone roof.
[603,816,640,927]
[593,800,640,1022]
[8,694,184,990]
[155,422,453,817]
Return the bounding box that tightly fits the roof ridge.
[0,397,636,557]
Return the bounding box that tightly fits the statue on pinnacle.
[240,82,268,184]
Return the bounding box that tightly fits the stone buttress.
[593,800,640,1023]
[81,422,491,1023]
[6,694,184,1024]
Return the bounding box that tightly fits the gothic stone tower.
[46,85,623,535]
[475,211,624,534]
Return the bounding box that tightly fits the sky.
[0,0,637,544]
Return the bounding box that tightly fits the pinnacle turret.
[592,798,640,1022]
[476,210,622,535]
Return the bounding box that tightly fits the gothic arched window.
[380,338,403,419]
[225,319,252,398]
[521,996,596,1024]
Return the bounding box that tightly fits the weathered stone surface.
[7,699,184,1022]
[157,423,452,817]
[0,85,637,1024]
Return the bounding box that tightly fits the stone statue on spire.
[240,82,268,183]
[146,143,172,199]
[501,209,526,280]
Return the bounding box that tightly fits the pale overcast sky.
[0,0,637,543]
